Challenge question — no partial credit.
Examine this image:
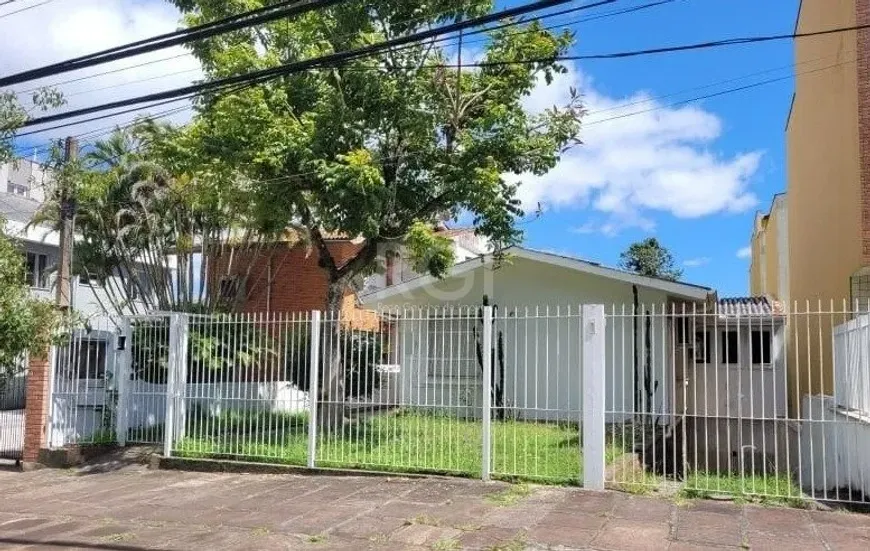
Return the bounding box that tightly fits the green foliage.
[619,238,683,281]
[0,218,61,389]
[164,0,583,296]
[284,329,385,399]
[405,222,455,278]
[0,87,64,162]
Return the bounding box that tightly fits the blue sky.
[501,0,801,296]
[3,0,801,297]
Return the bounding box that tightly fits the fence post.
[164,313,188,457]
[307,310,322,469]
[115,317,133,447]
[582,304,606,491]
[481,305,493,481]
[174,314,189,442]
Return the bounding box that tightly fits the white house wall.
[378,257,675,423]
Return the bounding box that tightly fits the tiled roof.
[716,296,784,316]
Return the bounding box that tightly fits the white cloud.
[683,257,711,268]
[736,246,752,259]
[2,0,201,143]
[511,64,762,233]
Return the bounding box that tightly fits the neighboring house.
[748,0,870,412]
[749,194,788,302]
[211,227,490,324]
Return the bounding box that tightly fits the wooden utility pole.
[56,136,78,311]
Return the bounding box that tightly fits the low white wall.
[801,395,870,497]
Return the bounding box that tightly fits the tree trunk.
[317,278,347,432]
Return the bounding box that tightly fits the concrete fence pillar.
[22,350,52,468]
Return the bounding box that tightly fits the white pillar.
[481,305,493,481]
[583,304,606,491]
[164,313,188,457]
[115,317,133,447]
[307,310,322,469]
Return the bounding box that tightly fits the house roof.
[0,192,40,224]
[716,296,783,317]
[360,246,713,304]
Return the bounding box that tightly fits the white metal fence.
[0,353,27,461]
[44,301,870,504]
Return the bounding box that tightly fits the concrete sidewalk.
[0,465,867,550]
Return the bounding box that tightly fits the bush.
[130,314,385,399]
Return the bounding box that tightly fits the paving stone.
[537,510,608,532]
[279,505,365,535]
[673,510,742,547]
[331,514,408,539]
[815,523,870,551]
[591,518,671,551]
[744,505,814,538]
[388,523,461,546]
[745,530,827,551]
[557,490,619,514]
[482,505,549,529]
[458,526,526,550]
[527,521,598,548]
[611,495,674,522]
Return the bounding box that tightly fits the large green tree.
[619,238,683,281]
[167,0,584,425]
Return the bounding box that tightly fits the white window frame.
[25,251,50,289]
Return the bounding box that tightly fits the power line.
[0,0,54,19]
[14,53,192,97]
[18,15,870,132]
[12,0,640,109]
[9,1,656,130]
[0,0,350,88]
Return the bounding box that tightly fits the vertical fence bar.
[307,310,322,469]
[163,313,186,457]
[115,318,133,447]
[583,304,606,491]
[481,305,493,481]
[175,314,189,442]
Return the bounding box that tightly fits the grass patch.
[486,484,533,507]
[680,471,806,507]
[306,534,327,544]
[431,538,461,551]
[174,410,618,482]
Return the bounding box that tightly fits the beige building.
[750,0,870,411]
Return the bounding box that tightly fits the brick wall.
[210,240,380,330]
[858,0,870,264]
[23,351,50,465]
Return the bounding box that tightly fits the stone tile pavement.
[0,465,868,550]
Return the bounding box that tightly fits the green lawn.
[680,471,806,507]
[174,409,606,483]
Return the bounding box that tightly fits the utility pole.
[56,136,78,311]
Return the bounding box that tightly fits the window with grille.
[721,331,740,365]
[751,330,772,365]
[427,316,479,379]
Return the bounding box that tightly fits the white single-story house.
[360,247,717,422]
[359,247,792,470]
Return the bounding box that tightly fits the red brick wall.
[858,0,870,264]
[23,352,50,464]
[210,241,380,330]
